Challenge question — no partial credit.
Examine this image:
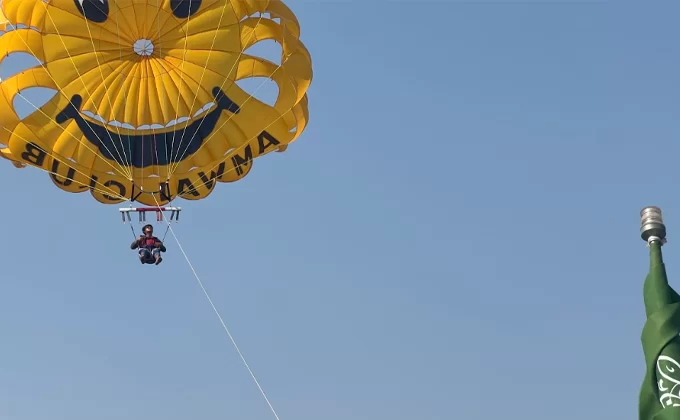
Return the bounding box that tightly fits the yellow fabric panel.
[0,0,313,206]
[1,67,55,103]
[0,1,6,29]
[3,0,46,29]
[0,29,45,62]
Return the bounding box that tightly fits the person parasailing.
[130,224,166,265]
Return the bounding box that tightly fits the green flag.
[639,241,680,419]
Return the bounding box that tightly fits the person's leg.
[152,248,162,265]
[139,249,150,264]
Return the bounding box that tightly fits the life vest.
[140,236,158,250]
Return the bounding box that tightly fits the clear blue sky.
[0,1,679,419]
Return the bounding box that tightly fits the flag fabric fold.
[639,242,680,419]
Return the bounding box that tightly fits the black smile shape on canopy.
[56,87,240,168]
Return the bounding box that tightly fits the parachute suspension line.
[160,28,307,197]
[78,6,133,175]
[2,45,131,179]
[166,1,194,175]
[154,0,163,174]
[8,86,128,180]
[161,222,170,242]
[168,10,271,176]
[119,205,180,242]
[0,126,130,200]
[114,2,135,209]
[150,197,282,420]
[174,88,301,198]
[42,10,133,179]
[155,0,172,187]
[166,94,297,198]
[8,14,132,180]
[170,12,287,176]
[167,2,238,175]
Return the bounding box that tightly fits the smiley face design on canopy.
[0,0,312,205]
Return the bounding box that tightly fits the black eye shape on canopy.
[74,0,109,23]
[74,0,203,22]
[170,0,203,18]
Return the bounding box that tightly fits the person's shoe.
[155,256,162,265]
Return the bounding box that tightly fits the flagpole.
[638,206,680,420]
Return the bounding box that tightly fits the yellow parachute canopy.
[0,0,312,206]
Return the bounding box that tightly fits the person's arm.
[155,237,166,252]
[131,236,142,249]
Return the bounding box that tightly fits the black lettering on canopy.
[89,175,99,191]
[159,182,173,202]
[102,179,126,201]
[231,145,253,176]
[50,160,85,189]
[21,142,47,167]
[197,162,226,191]
[258,131,280,154]
[177,178,200,197]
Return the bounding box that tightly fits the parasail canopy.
[0,0,313,206]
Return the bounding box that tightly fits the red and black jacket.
[131,236,166,252]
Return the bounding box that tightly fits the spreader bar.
[119,207,182,223]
